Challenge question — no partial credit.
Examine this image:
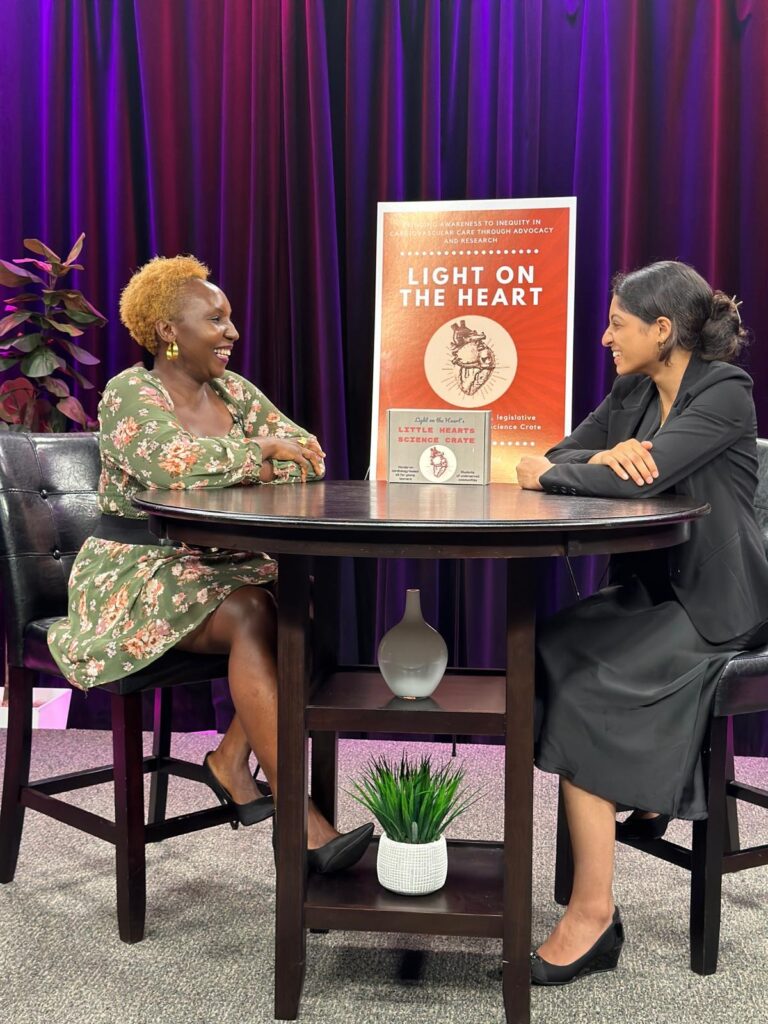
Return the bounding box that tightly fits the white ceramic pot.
[376,832,448,895]
[377,589,448,700]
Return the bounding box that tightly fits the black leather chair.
[554,437,768,974]
[0,433,243,943]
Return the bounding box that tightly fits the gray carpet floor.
[0,730,766,1024]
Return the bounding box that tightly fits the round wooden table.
[135,480,709,1024]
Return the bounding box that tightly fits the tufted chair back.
[755,439,768,559]
[0,433,101,667]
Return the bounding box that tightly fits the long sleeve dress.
[534,355,768,819]
[48,366,321,690]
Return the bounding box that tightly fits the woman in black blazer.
[516,261,768,985]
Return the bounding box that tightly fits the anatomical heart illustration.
[428,446,449,477]
[449,320,496,396]
[423,315,517,408]
[418,443,457,482]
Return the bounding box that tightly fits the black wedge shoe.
[530,908,624,986]
[616,811,671,841]
[203,752,275,829]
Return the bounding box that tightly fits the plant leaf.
[0,310,32,336]
[0,379,36,424]
[47,405,69,432]
[14,258,54,274]
[53,264,82,279]
[58,338,100,364]
[0,260,45,287]
[60,291,107,323]
[0,401,21,424]
[41,375,70,398]
[60,365,95,389]
[10,332,43,353]
[23,238,62,262]
[0,356,22,371]
[42,316,84,337]
[57,395,89,426]
[3,293,40,306]
[21,347,66,377]
[64,233,85,266]
[0,377,35,395]
[60,308,100,325]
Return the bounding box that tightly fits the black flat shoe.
[616,811,671,841]
[531,908,624,986]
[203,752,275,829]
[307,823,375,874]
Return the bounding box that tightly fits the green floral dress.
[47,366,320,689]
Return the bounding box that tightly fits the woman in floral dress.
[48,255,373,870]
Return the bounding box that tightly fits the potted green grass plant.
[349,753,478,895]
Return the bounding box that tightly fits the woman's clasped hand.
[255,435,326,482]
[587,439,659,485]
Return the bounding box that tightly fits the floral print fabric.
[47,367,318,689]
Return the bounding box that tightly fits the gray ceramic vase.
[377,589,448,700]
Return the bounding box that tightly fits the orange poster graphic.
[370,199,576,482]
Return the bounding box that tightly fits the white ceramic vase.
[377,589,448,700]
[376,832,448,895]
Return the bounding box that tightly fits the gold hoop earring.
[166,339,179,361]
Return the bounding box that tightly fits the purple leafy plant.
[0,234,106,430]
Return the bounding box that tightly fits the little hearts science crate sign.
[387,409,490,485]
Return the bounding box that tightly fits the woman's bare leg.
[177,586,338,847]
[210,712,257,802]
[537,778,616,965]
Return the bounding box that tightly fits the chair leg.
[723,717,740,853]
[112,692,146,943]
[0,667,34,882]
[148,688,172,825]
[553,779,574,906]
[690,716,728,975]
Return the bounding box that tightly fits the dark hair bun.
[700,290,748,362]
[612,262,749,364]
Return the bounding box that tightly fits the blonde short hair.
[119,255,210,353]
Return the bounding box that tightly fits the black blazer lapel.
[607,377,657,445]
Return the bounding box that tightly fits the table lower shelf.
[304,838,504,938]
[306,669,506,735]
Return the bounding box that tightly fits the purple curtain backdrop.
[1,0,767,750]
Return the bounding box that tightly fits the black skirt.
[535,578,763,820]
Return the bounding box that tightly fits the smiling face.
[602,296,670,377]
[157,278,239,380]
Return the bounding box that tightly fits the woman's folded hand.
[517,455,554,490]
[588,440,658,486]
[253,436,326,481]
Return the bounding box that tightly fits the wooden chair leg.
[553,779,574,906]
[690,716,728,974]
[0,666,34,882]
[148,688,172,825]
[112,692,146,943]
[723,717,740,853]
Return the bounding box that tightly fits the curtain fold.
[2,0,767,750]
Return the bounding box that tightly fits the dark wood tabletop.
[135,480,710,559]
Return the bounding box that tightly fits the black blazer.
[541,355,768,643]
